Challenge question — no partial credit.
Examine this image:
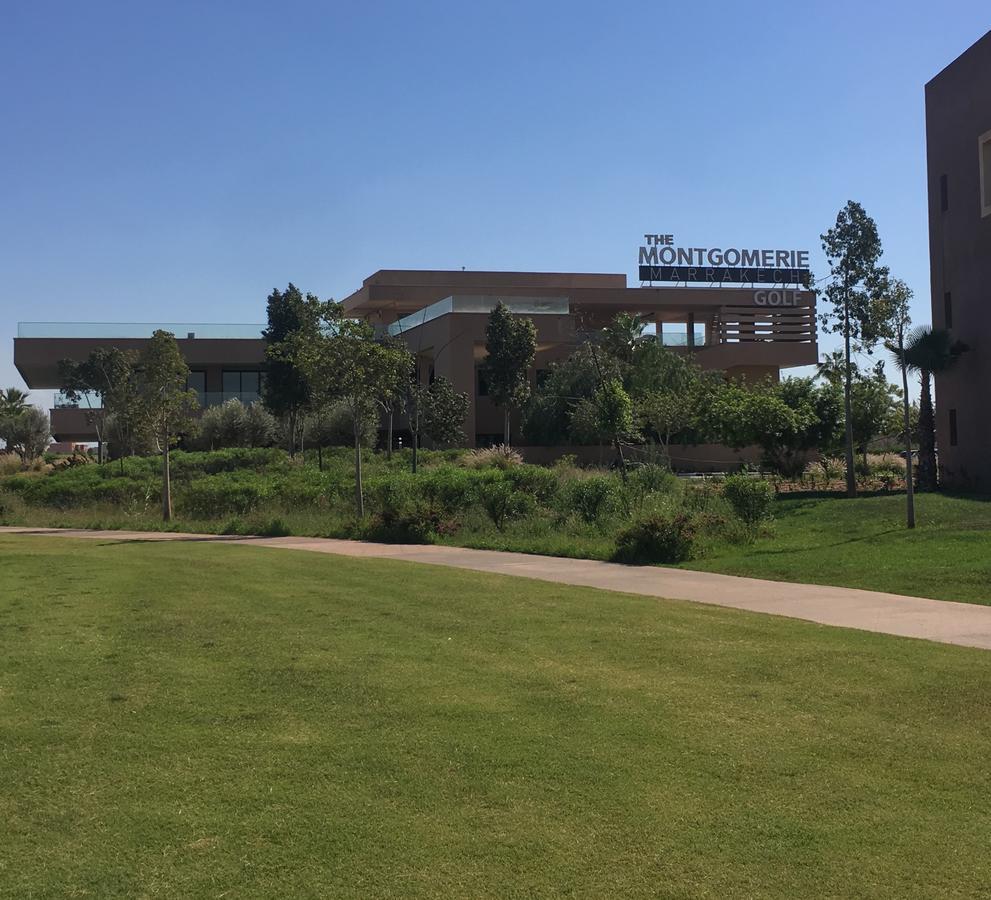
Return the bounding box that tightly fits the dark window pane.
[949,409,958,447]
[241,371,260,393]
[222,371,240,395]
[187,371,206,405]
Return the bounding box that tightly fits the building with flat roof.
[341,270,817,447]
[925,30,991,489]
[14,269,817,460]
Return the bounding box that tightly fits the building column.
[687,312,696,349]
[432,326,477,448]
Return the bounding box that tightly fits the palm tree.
[0,387,30,418]
[901,327,968,491]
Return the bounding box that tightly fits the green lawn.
[689,492,991,605]
[3,536,991,897]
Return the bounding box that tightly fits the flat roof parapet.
[18,322,266,339]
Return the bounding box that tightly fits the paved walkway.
[4,526,991,651]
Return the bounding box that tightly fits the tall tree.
[586,377,635,478]
[293,305,413,517]
[817,352,900,466]
[262,284,320,456]
[0,388,30,419]
[136,331,198,521]
[522,343,622,446]
[58,347,140,466]
[901,326,968,491]
[627,341,722,467]
[483,301,536,446]
[885,279,917,527]
[820,201,891,496]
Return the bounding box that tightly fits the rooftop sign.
[638,234,811,286]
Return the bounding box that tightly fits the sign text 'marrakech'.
[638,233,811,285]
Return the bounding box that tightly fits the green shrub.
[629,463,677,495]
[0,489,25,524]
[504,464,559,502]
[255,516,292,537]
[477,481,535,530]
[613,513,697,564]
[177,473,270,517]
[416,466,495,511]
[561,475,618,524]
[722,475,774,527]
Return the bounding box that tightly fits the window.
[222,370,262,402]
[944,292,953,328]
[186,371,206,406]
[477,368,489,397]
[949,409,958,447]
[981,131,991,218]
[940,173,949,212]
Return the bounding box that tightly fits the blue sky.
[1,1,989,399]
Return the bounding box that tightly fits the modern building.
[340,270,817,449]
[14,269,818,463]
[14,322,267,443]
[925,30,991,489]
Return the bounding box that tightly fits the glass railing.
[388,295,569,336]
[18,322,265,339]
[54,390,102,409]
[658,328,707,347]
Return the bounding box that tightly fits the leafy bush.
[722,475,774,527]
[477,481,535,530]
[305,402,378,450]
[613,513,697,564]
[415,466,495,511]
[177,473,271,517]
[561,475,619,524]
[255,516,292,537]
[628,463,678,496]
[504,464,559,502]
[0,489,25,524]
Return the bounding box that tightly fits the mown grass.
[688,492,991,604]
[2,534,991,897]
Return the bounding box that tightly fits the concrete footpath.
[4,525,991,651]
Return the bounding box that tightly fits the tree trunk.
[162,432,173,521]
[900,352,916,528]
[386,407,394,460]
[503,408,510,447]
[97,438,104,465]
[317,444,323,472]
[412,432,418,474]
[614,436,628,482]
[842,288,857,498]
[353,418,364,518]
[917,371,938,492]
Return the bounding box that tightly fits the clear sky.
[2,1,989,401]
